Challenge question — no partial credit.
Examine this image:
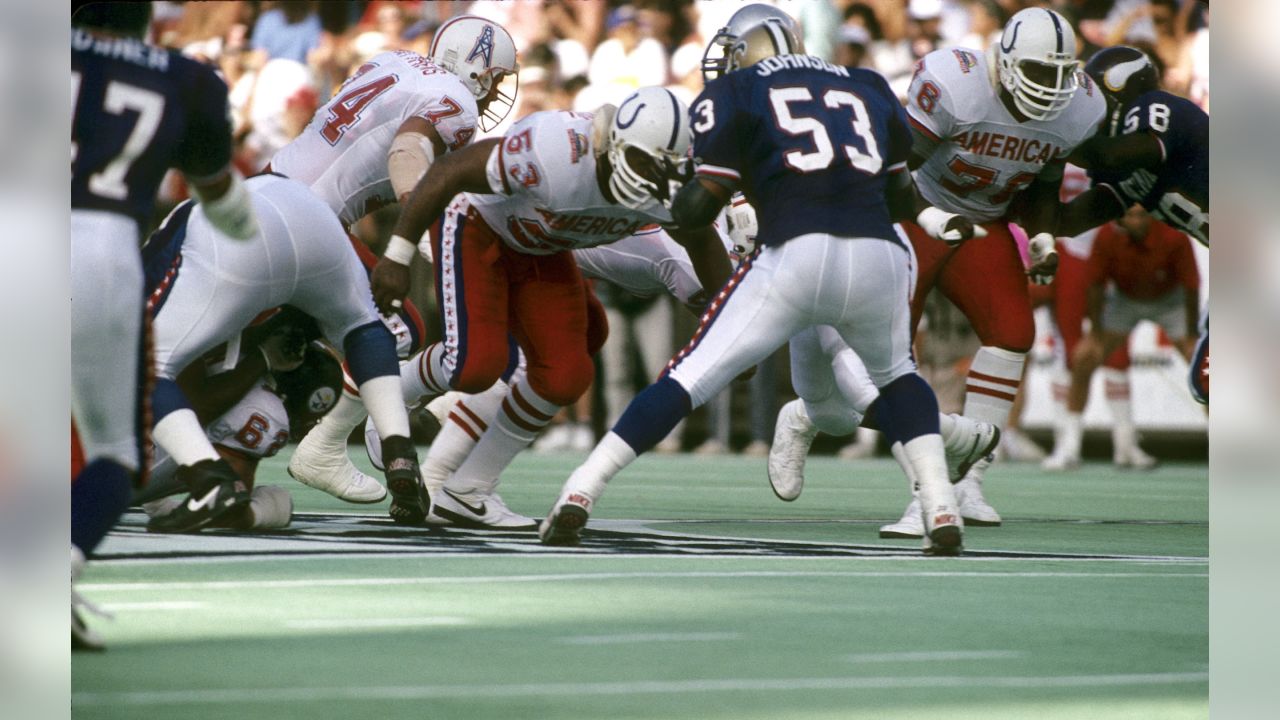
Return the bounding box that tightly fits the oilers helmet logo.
[466,24,495,68]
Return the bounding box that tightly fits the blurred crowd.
[143,0,1209,455]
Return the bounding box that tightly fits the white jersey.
[474,110,672,255]
[574,226,728,309]
[270,51,479,226]
[907,47,1105,223]
[149,383,289,484]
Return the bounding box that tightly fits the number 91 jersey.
[907,48,1104,223]
[269,51,479,227]
[690,57,912,247]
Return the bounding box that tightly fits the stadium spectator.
[249,0,324,65]
[586,5,668,106]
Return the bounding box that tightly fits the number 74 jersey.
[907,48,1104,223]
[270,50,478,227]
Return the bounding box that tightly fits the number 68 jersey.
[907,48,1104,223]
[270,50,479,227]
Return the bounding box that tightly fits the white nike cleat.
[945,416,1001,482]
[920,501,963,557]
[288,435,387,504]
[539,492,592,546]
[428,488,538,530]
[879,497,924,539]
[1114,444,1158,470]
[1041,451,1081,472]
[955,458,1001,526]
[767,400,818,502]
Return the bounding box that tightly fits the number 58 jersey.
[907,48,1104,223]
[270,50,478,226]
[690,56,912,247]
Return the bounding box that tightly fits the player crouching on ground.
[141,311,344,531]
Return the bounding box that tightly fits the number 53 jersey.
[907,48,1104,223]
[270,50,479,226]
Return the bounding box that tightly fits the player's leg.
[544,246,804,545]
[930,222,1035,526]
[70,211,145,557]
[445,250,592,520]
[826,237,960,554]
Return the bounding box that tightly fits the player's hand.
[939,216,987,247]
[371,258,411,315]
[1026,232,1059,285]
[259,326,307,373]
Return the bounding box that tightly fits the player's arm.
[372,137,500,313]
[1014,159,1068,284]
[180,63,259,240]
[175,326,305,423]
[903,58,954,171]
[667,216,733,302]
[388,116,448,205]
[1057,185,1127,237]
[1068,132,1164,173]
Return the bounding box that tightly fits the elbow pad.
[388,131,436,200]
[201,171,259,240]
[670,181,724,230]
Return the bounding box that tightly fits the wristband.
[384,234,416,265]
[201,172,259,240]
[915,206,955,241]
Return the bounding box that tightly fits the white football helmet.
[993,8,1080,121]
[605,87,691,210]
[429,15,519,131]
[701,3,798,81]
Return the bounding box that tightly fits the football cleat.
[428,488,538,530]
[767,400,818,502]
[71,546,108,652]
[946,418,1001,482]
[539,493,592,546]
[289,432,388,504]
[1041,451,1081,472]
[146,459,249,533]
[955,458,1002,526]
[879,497,924,539]
[1115,444,1158,471]
[382,435,429,525]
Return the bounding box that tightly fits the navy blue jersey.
[1092,91,1208,245]
[689,56,911,247]
[72,29,234,234]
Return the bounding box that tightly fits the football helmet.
[275,341,344,440]
[1084,46,1160,134]
[429,15,519,132]
[701,3,798,81]
[993,8,1080,121]
[604,87,691,210]
[725,19,805,74]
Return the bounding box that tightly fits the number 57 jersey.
[690,56,912,247]
[907,48,1104,223]
[270,50,479,227]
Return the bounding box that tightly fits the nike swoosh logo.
[187,486,220,513]
[442,489,486,516]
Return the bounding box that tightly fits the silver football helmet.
[993,8,1080,121]
[701,3,798,81]
[725,19,804,74]
[604,87,691,210]
[429,15,519,131]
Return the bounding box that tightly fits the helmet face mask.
[604,88,691,210]
[429,15,519,132]
[701,3,798,81]
[995,8,1080,121]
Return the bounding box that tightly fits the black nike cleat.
[382,435,429,525]
[146,459,249,533]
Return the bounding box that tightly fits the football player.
[71,3,257,650]
[879,8,1107,537]
[263,16,520,506]
[368,87,733,524]
[143,174,424,533]
[541,20,980,554]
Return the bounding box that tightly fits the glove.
[259,326,307,373]
[1026,232,1059,285]
[916,207,987,247]
[725,194,758,256]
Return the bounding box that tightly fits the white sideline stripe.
[80,570,1208,592]
[559,632,740,645]
[71,672,1209,706]
[99,601,207,612]
[841,650,1026,664]
[284,617,468,630]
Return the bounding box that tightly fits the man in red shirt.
[1051,204,1200,469]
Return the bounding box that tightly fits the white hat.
[909,0,943,21]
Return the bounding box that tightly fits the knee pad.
[979,319,1035,355]
[585,289,609,356]
[527,353,594,407]
[451,352,510,395]
[804,397,861,437]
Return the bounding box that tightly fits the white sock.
[431,382,509,493]
[307,385,369,451]
[964,346,1026,430]
[1103,368,1136,450]
[401,342,449,406]
[359,375,411,441]
[560,431,637,508]
[1059,411,1084,458]
[899,433,957,518]
[152,409,219,466]
[450,381,558,496]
